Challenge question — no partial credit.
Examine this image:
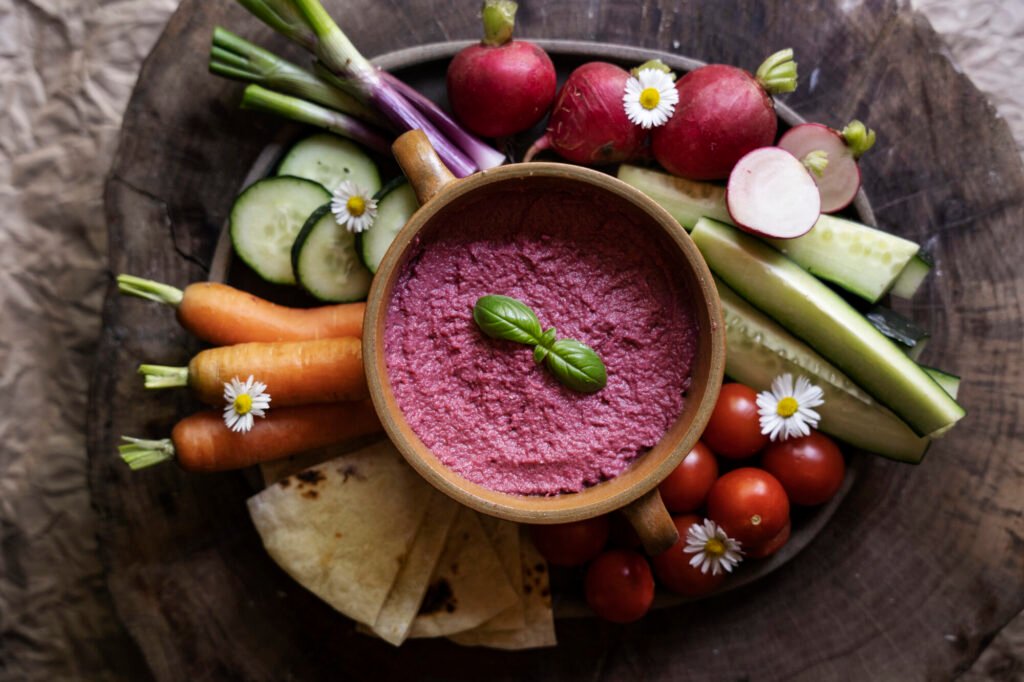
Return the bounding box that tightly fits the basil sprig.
[472,295,607,393]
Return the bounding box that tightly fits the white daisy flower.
[756,373,825,441]
[623,68,679,129]
[222,375,271,433]
[330,180,378,233]
[683,519,743,575]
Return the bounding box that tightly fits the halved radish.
[726,147,821,239]
[778,121,876,213]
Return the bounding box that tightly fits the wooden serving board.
[89,1,1024,680]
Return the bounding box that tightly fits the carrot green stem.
[119,436,176,470]
[802,150,829,177]
[842,120,877,159]
[755,48,798,94]
[117,274,184,307]
[138,365,190,390]
[482,0,517,47]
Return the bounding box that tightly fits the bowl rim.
[363,161,726,524]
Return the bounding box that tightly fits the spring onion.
[210,26,377,123]
[240,85,391,155]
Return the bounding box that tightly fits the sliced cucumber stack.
[865,305,931,361]
[618,164,920,303]
[890,253,933,299]
[278,133,381,195]
[692,217,964,438]
[230,176,331,285]
[358,178,418,273]
[718,277,930,462]
[292,205,373,302]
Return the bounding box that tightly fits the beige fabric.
[0,0,1021,677]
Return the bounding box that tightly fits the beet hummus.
[384,188,698,496]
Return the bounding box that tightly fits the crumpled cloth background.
[0,1,1020,680]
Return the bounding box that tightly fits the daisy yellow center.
[704,537,726,558]
[639,87,661,110]
[346,196,366,216]
[776,396,799,417]
[233,394,253,415]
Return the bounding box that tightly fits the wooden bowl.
[363,131,726,555]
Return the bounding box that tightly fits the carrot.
[117,275,364,344]
[119,401,382,472]
[138,337,368,406]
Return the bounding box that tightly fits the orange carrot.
[119,401,382,472]
[117,275,364,344]
[138,337,368,406]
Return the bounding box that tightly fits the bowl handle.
[392,130,457,204]
[620,488,679,556]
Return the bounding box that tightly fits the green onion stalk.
[241,84,391,155]
[210,26,377,123]
[234,0,504,177]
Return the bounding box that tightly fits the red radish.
[524,61,647,165]
[651,49,799,180]
[446,0,556,138]
[726,147,821,239]
[778,120,877,212]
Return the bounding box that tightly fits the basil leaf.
[533,327,557,364]
[473,295,543,345]
[544,339,607,393]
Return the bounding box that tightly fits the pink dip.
[384,188,698,496]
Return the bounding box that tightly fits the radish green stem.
[241,85,391,155]
[234,0,316,51]
[117,274,184,307]
[482,0,518,47]
[138,365,190,390]
[802,150,829,177]
[842,120,877,159]
[119,437,176,470]
[755,48,798,94]
[210,27,375,122]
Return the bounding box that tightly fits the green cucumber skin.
[921,366,961,400]
[229,176,331,286]
[719,279,929,462]
[694,218,964,437]
[618,164,919,303]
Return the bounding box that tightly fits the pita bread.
[462,516,525,633]
[408,508,519,638]
[448,526,557,649]
[368,490,460,645]
[247,440,434,625]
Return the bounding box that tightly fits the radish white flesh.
[726,147,821,239]
[778,123,861,213]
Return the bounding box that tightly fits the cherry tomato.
[530,516,609,567]
[584,549,655,623]
[651,514,726,597]
[761,431,846,506]
[659,441,719,513]
[701,383,769,459]
[745,518,791,559]
[706,468,789,547]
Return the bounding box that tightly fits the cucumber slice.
[865,306,930,361]
[718,277,929,462]
[692,217,964,437]
[278,133,381,195]
[890,254,932,299]
[921,366,961,400]
[230,176,331,285]
[618,164,920,303]
[291,205,373,302]
[358,178,418,274]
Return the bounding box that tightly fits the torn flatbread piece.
[247,440,433,626]
[463,516,525,633]
[369,490,460,645]
[448,526,557,650]
[408,507,519,638]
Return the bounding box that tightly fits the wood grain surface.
[87,0,1024,680]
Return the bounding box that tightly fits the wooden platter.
[88,1,1024,679]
